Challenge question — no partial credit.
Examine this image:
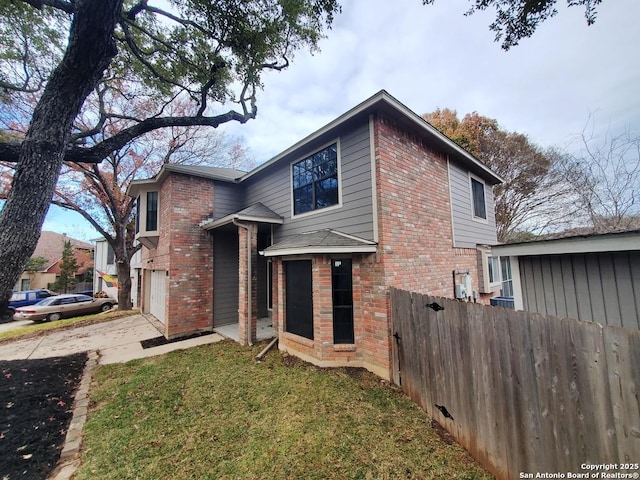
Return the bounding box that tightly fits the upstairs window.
[470,176,487,220]
[146,191,158,231]
[292,142,339,216]
[134,190,160,249]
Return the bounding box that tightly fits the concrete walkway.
[0,314,224,364]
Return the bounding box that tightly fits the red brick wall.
[374,114,488,297]
[141,173,214,338]
[358,114,491,378]
[277,115,495,380]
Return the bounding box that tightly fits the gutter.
[233,219,253,346]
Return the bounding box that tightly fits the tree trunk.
[0,0,121,316]
[116,257,133,311]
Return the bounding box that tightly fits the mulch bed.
[0,352,87,480]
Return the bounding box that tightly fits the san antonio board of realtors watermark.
[520,463,640,479]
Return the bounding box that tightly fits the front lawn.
[77,341,492,480]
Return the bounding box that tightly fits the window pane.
[107,245,115,265]
[293,184,313,215]
[146,191,158,231]
[501,257,512,281]
[315,176,339,209]
[135,196,140,233]
[488,256,500,283]
[471,178,487,219]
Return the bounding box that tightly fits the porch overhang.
[260,229,377,257]
[200,203,284,230]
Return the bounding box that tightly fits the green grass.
[77,341,492,480]
[0,310,136,343]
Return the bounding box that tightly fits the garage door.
[149,270,166,324]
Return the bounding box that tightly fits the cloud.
[222,0,639,162]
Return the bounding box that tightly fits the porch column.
[238,223,258,345]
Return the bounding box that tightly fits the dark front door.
[285,260,313,339]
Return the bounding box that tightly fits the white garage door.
[149,270,166,324]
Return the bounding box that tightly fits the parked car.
[13,294,117,323]
[0,289,59,322]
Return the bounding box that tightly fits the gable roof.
[127,90,503,197]
[200,202,284,230]
[261,229,377,257]
[128,164,247,197]
[31,232,93,271]
[242,90,503,185]
[492,229,640,256]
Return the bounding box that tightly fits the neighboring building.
[127,90,502,379]
[491,229,640,330]
[16,231,93,292]
[93,238,142,307]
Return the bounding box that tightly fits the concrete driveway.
[0,319,32,333]
[0,314,223,364]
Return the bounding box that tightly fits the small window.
[487,256,500,284]
[146,191,158,231]
[471,177,487,220]
[106,244,115,265]
[292,143,339,216]
[266,260,273,311]
[135,196,141,233]
[500,257,513,297]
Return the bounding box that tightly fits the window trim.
[469,173,488,223]
[477,246,502,294]
[290,139,343,219]
[135,189,160,249]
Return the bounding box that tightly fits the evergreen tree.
[53,241,79,293]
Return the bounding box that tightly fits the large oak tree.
[0,0,339,315]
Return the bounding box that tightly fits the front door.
[285,260,313,339]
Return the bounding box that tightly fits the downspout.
[233,218,253,346]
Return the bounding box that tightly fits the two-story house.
[127,90,502,379]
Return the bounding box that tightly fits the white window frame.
[469,173,488,223]
[478,246,502,293]
[135,190,160,249]
[290,139,343,219]
[135,190,159,236]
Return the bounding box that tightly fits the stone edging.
[48,350,99,480]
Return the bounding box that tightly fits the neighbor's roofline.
[492,229,640,256]
[240,89,503,184]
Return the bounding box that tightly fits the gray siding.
[244,120,375,242]
[213,230,239,326]
[519,252,640,329]
[214,180,244,218]
[449,161,497,248]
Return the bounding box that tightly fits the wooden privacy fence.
[390,287,640,480]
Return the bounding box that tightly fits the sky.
[43,0,640,241]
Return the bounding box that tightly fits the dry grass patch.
[77,341,492,480]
